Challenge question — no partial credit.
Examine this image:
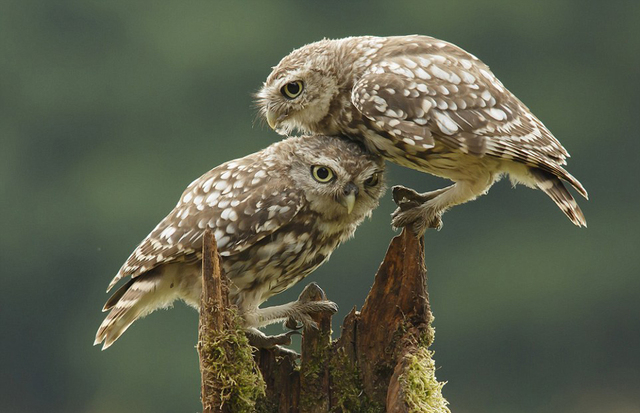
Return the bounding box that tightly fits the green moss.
[418,323,436,349]
[302,353,322,380]
[329,350,384,413]
[399,347,450,413]
[299,345,322,408]
[199,309,266,412]
[299,323,334,410]
[254,398,277,413]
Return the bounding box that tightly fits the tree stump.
[198,228,450,412]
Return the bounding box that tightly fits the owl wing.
[351,41,582,191]
[106,157,304,292]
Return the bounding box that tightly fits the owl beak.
[266,109,286,130]
[339,182,359,214]
[266,110,278,129]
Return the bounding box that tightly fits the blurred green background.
[2,1,639,412]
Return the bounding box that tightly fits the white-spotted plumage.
[257,35,588,233]
[95,135,385,349]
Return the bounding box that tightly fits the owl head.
[256,39,353,136]
[283,135,385,222]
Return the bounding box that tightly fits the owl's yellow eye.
[281,81,304,99]
[311,165,335,183]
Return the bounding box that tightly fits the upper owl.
[256,35,570,161]
[257,35,514,139]
[256,35,587,233]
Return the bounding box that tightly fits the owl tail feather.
[532,169,587,228]
[94,272,169,350]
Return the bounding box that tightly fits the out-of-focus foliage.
[1,1,639,412]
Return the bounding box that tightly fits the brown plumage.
[95,135,385,349]
[257,35,588,234]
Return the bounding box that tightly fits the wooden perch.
[197,229,265,413]
[198,228,449,412]
[198,227,227,411]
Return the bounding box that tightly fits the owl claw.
[246,329,299,349]
[391,205,443,237]
[392,203,443,236]
[392,185,453,206]
[285,300,338,331]
[298,282,327,303]
[271,345,300,358]
[283,282,337,331]
[391,185,452,235]
[392,185,429,209]
[284,317,303,331]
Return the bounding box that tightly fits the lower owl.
[95,135,385,350]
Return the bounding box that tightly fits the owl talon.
[392,185,427,208]
[271,345,300,358]
[391,184,453,234]
[392,204,443,236]
[392,185,454,208]
[283,283,338,330]
[284,316,302,330]
[297,282,326,303]
[246,329,299,349]
[288,300,338,330]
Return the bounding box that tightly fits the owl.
[95,135,385,350]
[257,35,588,234]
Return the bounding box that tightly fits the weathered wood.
[198,228,229,413]
[299,286,332,412]
[357,228,432,405]
[199,228,448,412]
[198,228,265,413]
[255,349,299,412]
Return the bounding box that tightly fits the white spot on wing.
[460,71,476,84]
[217,236,230,248]
[459,59,473,70]
[415,67,431,80]
[433,111,459,135]
[430,65,450,81]
[402,57,417,69]
[202,177,214,193]
[486,108,507,121]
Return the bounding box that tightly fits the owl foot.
[393,185,434,208]
[392,205,443,236]
[245,327,300,350]
[284,282,338,330]
[392,185,449,235]
[392,185,453,207]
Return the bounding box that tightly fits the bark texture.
[198,228,265,413]
[199,228,448,412]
